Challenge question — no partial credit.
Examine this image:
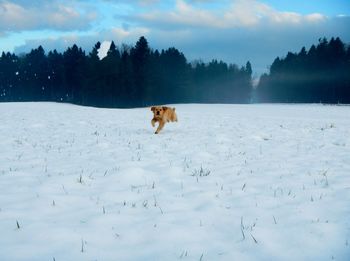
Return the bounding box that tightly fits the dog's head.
[151,106,167,118]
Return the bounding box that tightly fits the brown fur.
[151,106,178,134]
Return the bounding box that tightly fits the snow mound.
[97,41,112,60]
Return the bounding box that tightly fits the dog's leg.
[155,121,165,134]
[151,118,156,127]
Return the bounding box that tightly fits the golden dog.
[151,106,178,134]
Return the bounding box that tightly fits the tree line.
[257,37,350,103]
[0,36,252,107]
[1,36,349,106]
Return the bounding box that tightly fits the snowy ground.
[0,102,349,261]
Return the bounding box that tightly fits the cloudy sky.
[0,0,349,76]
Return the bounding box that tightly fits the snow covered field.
[0,102,349,261]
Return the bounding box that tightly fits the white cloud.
[305,13,327,22]
[110,27,150,39]
[133,0,327,29]
[0,1,97,32]
[136,0,223,28]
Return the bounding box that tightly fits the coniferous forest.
[1,36,349,107]
[257,37,350,103]
[0,36,252,107]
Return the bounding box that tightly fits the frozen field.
[0,102,349,261]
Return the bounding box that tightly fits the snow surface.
[0,102,349,261]
[97,41,112,60]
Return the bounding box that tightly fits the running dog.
[151,106,178,134]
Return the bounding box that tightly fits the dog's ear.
[162,106,167,111]
[172,107,176,111]
[151,106,155,112]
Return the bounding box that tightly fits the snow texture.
[0,102,349,261]
[97,41,112,60]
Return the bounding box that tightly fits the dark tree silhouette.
[257,37,350,103]
[0,36,253,107]
[101,41,121,107]
[19,46,48,101]
[47,50,65,102]
[63,44,87,104]
[0,52,20,101]
[130,36,151,107]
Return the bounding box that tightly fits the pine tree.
[102,41,121,107]
[131,36,151,106]
[47,50,65,101]
[63,44,87,104]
